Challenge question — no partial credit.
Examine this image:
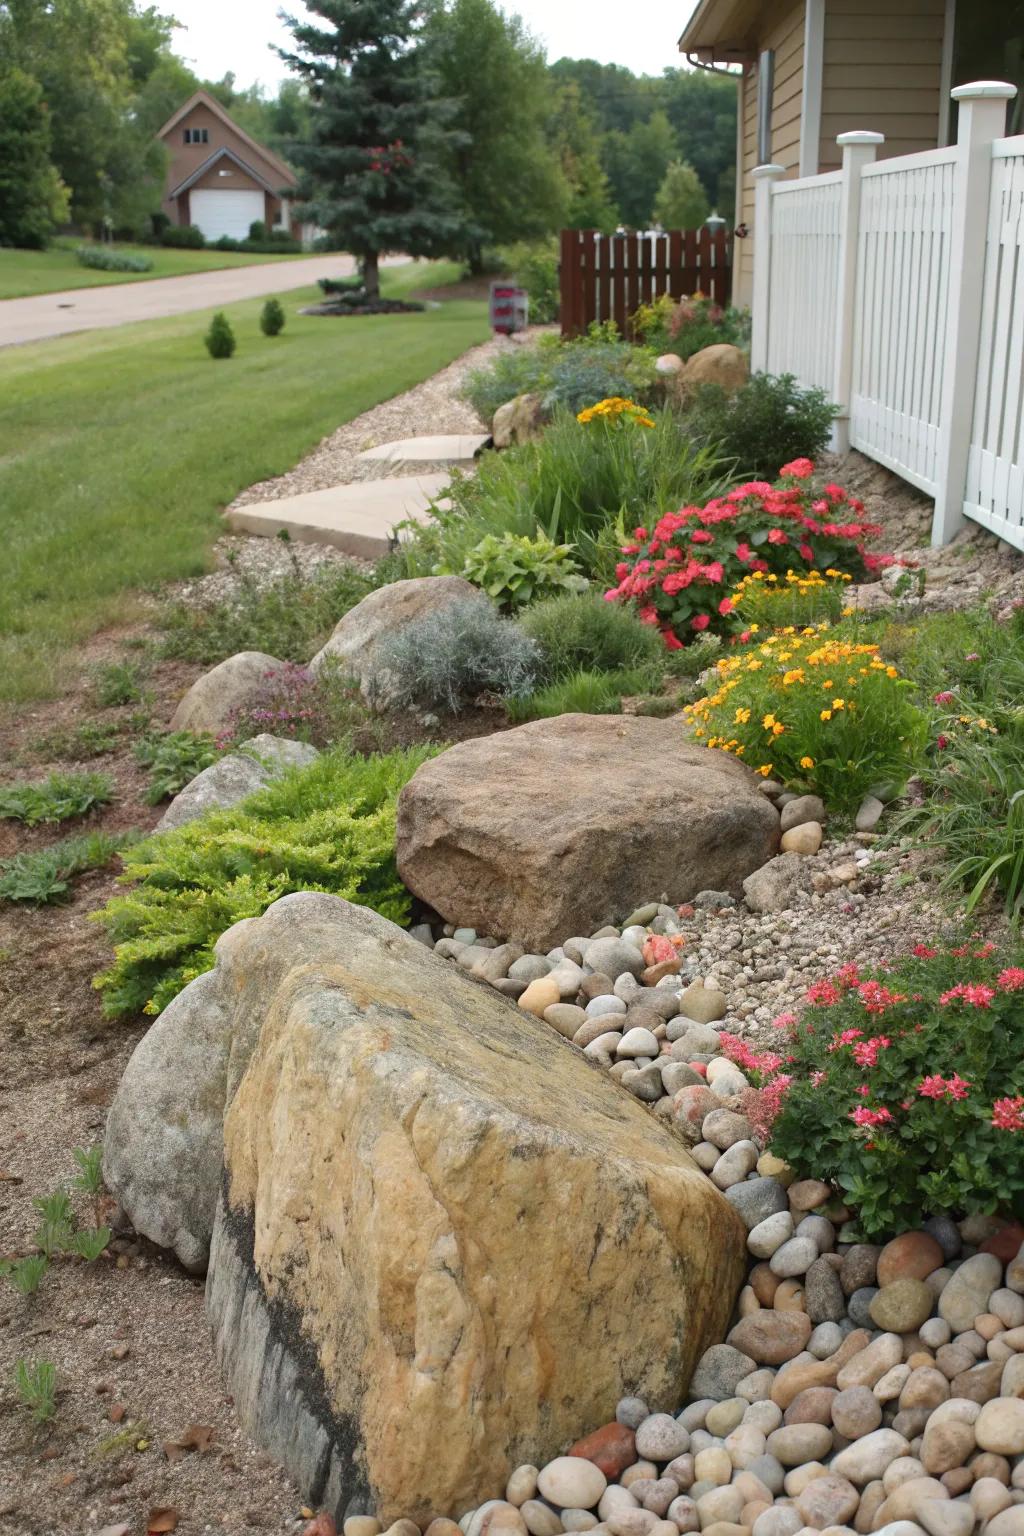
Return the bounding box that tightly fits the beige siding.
[818,0,945,170]
[161,101,295,220]
[736,0,806,303]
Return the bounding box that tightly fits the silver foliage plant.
[368,599,541,715]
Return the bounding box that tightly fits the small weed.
[507,666,655,722]
[0,771,114,826]
[0,832,129,905]
[134,730,217,803]
[14,1359,57,1424]
[30,720,121,759]
[93,660,147,707]
[71,1145,104,1197]
[70,1226,112,1261]
[0,1256,49,1297]
[96,1420,152,1458]
[33,1191,75,1256]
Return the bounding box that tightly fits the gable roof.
[157,88,297,188]
[168,144,286,199]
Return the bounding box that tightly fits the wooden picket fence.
[559,226,733,338]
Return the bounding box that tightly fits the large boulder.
[491,392,547,447]
[105,893,747,1521]
[169,650,284,735]
[681,343,749,398]
[156,734,319,832]
[396,715,780,950]
[308,575,481,695]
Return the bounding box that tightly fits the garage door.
[190,189,266,242]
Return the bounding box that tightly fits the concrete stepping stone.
[225,473,451,560]
[356,432,488,466]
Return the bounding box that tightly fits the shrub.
[76,246,153,273]
[205,312,236,359]
[0,832,128,905]
[134,730,218,804]
[0,771,114,826]
[506,666,655,722]
[92,745,435,1019]
[367,599,540,714]
[519,592,666,682]
[500,240,559,324]
[158,554,379,666]
[731,568,853,633]
[161,223,205,248]
[684,625,928,811]
[750,943,1024,1236]
[93,659,147,707]
[461,325,659,423]
[249,220,267,242]
[260,297,286,337]
[632,292,752,362]
[686,373,839,478]
[399,408,733,586]
[606,462,883,646]
[458,531,585,608]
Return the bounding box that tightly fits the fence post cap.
[951,80,1018,101]
[836,130,885,146]
[751,163,787,179]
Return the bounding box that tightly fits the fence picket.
[558,228,733,337]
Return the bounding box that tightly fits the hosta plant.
[605,459,884,647]
[735,943,1024,1237]
[457,531,586,609]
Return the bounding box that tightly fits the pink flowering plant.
[733,942,1024,1237]
[604,460,885,648]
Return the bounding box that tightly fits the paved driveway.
[0,254,369,349]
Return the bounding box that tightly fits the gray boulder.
[742,852,813,914]
[308,575,481,695]
[156,735,319,832]
[169,651,284,735]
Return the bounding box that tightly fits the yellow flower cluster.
[730,566,852,604]
[576,396,655,428]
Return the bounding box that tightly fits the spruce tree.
[280,0,466,301]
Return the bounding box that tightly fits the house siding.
[736,0,806,304]
[818,0,946,170]
[160,101,294,223]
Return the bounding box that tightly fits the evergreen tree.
[279,0,466,300]
[548,82,618,232]
[0,67,69,248]
[653,159,709,230]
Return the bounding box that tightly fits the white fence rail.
[752,81,1022,549]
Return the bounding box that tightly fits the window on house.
[757,50,775,164]
[183,128,210,145]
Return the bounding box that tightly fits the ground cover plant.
[0,770,113,826]
[632,292,751,361]
[686,373,839,478]
[0,831,129,905]
[735,941,1024,1237]
[461,325,659,423]
[0,263,489,702]
[217,660,375,749]
[134,731,218,804]
[368,599,540,714]
[75,246,153,274]
[505,665,659,722]
[606,460,882,646]
[0,240,309,300]
[684,625,927,812]
[93,744,437,1019]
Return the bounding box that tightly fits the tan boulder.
[396,715,780,950]
[205,893,747,1524]
[492,392,547,447]
[308,574,483,697]
[681,344,749,399]
[169,649,284,735]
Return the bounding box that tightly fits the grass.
[0,238,311,301]
[0,261,487,702]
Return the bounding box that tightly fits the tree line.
[0,0,737,259]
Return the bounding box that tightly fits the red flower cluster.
[992,1097,1024,1131]
[604,465,884,646]
[939,982,996,1008]
[918,1074,972,1101]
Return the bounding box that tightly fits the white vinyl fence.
[751,81,1023,549]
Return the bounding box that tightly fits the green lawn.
[0,239,312,301]
[0,260,487,702]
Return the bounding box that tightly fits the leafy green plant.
[33,1191,75,1257]
[632,292,751,361]
[71,1145,105,1198]
[70,1227,112,1261]
[1,1257,49,1297]
[205,311,236,360]
[461,326,659,423]
[506,666,655,722]
[135,730,218,804]
[158,552,378,666]
[76,246,153,273]
[14,1358,57,1424]
[0,771,114,826]
[260,297,286,337]
[93,745,437,1018]
[499,239,559,324]
[31,720,121,759]
[93,660,147,707]
[458,530,585,608]
[687,373,839,478]
[368,599,539,714]
[518,592,666,681]
[685,625,927,812]
[745,943,1024,1237]
[0,832,128,905]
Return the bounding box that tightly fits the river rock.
[742,854,813,914]
[111,892,745,1524]
[537,1459,608,1510]
[779,796,827,833]
[939,1254,1002,1333]
[728,1312,812,1366]
[831,1430,910,1484]
[690,1345,758,1401]
[975,1398,1024,1455]
[870,1281,935,1333]
[794,1473,860,1529]
[877,1233,945,1287]
[805,1258,846,1325]
[395,716,780,950]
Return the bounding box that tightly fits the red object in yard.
[490,281,529,334]
[568,1421,637,1479]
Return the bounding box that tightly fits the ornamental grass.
[683,625,928,812]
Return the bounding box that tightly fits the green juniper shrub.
[733,941,1024,1237]
[461,325,659,423]
[92,744,437,1019]
[686,372,839,478]
[518,592,666,682]
[260,297,286,337]
[0,771,114,826]
[158,553,378,666]
[506,666,657,723]
[134,730,218,804]
[0,832,130,906]
[367,599,540,715]
[205,311,236,360]
[458,531,586,608]
[76,246,153,273]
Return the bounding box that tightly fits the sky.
[167,0,692,93]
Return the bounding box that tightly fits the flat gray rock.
[156,735,319,832]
